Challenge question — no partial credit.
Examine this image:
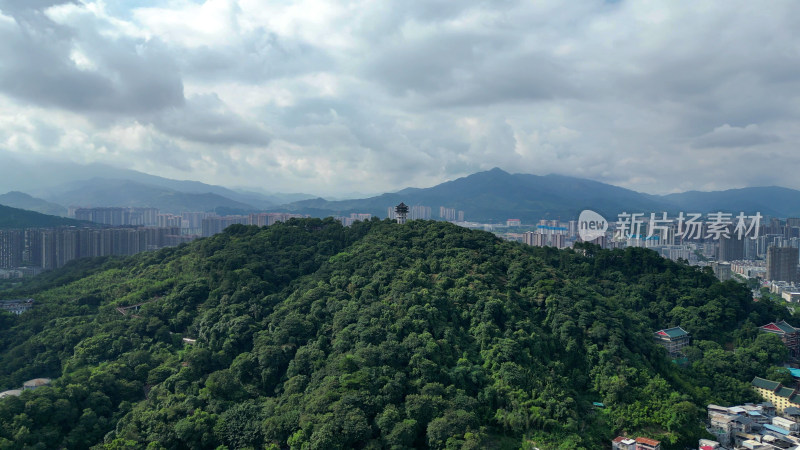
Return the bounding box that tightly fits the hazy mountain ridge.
[276,168,800,221]
[661,186,800,217]
[37,178,260,215]
[1,159,798,221]
[276,168,666,222]
[0,191,67,217]
[0,153,314,210]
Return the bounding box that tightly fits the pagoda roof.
[760,321,799,335]
[655,326,689,338]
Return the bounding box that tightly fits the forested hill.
[0,203,82,228]
[0,219,793,449]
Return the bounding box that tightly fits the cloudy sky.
[0,0,798,197]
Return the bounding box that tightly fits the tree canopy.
[0,218,792,449]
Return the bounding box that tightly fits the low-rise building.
[634,437,661,450]
[747,409,771,425]
[753,377,800,414]
[730,415,755,433]
[709,404,735,431]
[698,439,720,450]
[759,321,800,358]
[772,415,800,432]
[654,326,690,356]
[783,406,800,421]
[611,436,660,450]
[0,298,33,315]
[612,436,636,450]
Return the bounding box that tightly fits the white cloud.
[0,0,798,196]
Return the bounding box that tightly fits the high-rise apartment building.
[410,206,431,220]
[73,207,159,226]
[718,232,744,262]
[767,246,799,282]
[439,207,457,221]
[0,230,24,269]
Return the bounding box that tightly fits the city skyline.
[0,1,798,196]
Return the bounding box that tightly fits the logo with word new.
[578,210,607,242]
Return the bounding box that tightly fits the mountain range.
[0,153,313,214]
[274,168,800,222]
[0,192,68,217]
[1,161,799,222]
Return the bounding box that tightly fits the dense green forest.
[0,218,793,449]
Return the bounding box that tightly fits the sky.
[0,0,798,197]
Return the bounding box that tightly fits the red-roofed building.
[654,326,690,356]
[635,436,661,450]
[759,321,800,357]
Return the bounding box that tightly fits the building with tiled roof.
[783,406,800,419]
[729,415,754,433]
[760,320,800,358]
[611,435,661,450]
[752,376,800,413]
[654,326,690,356]
[634,436,661,450]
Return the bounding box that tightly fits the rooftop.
[635,436,661,446]
[732,415,754,425]
[752,377,781,391]
[776,386,796,399]
[654,326,689,338]
[760,321,799,335]
[784,406,800,416]
[764,423,791,436]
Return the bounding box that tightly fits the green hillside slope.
[0,203,82,228]
[0,219,792,449]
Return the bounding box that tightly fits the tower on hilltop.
[395,202,409,224]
